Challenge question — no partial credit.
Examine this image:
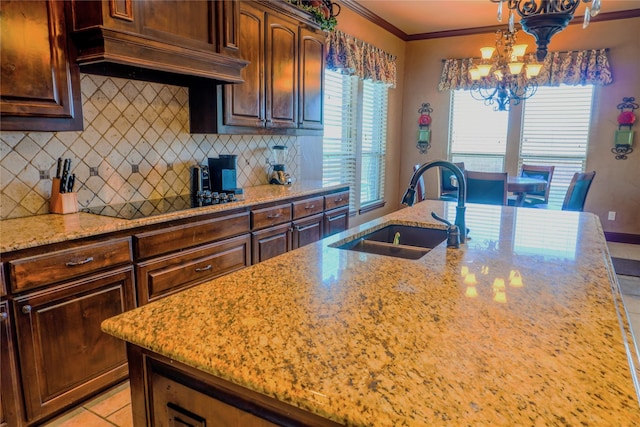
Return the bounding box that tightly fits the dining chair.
[413,164,425,202]
[439,162,465,201]
[509,164,555,207]
[465,170,508,206]
[562,171,596,211]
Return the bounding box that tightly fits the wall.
[314,1,407,228]
[399,17,640,236]
[0,74,299,220]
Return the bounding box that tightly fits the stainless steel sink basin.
[332,224,447,259]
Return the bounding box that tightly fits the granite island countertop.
[0,181,346,253]
[102,200,640,425]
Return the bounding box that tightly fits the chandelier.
[468,28,542,111]
[491,0,602,61]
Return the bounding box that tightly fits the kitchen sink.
[331,224,447,260]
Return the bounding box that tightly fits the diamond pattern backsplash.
[0,74,300,219]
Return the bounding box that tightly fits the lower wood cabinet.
[292,212,323,250]
[252,223,292,264]
[136,234,251,305]
[11,266,135,424]
[1,300,22,427]
[128,345,339,427]
[324,206,349,238]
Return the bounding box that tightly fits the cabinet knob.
[22,305,32,314]
[0,311,7,321]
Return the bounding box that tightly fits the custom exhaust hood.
[69,1,248,85]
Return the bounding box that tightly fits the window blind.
[520,85,594,208]
[360,79,388,207]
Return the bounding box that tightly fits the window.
[448,85,594,208]
[449,89,509,172]
[322,70,388,213]
[520,85,594,208]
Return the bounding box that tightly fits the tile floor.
[41,242,640,427]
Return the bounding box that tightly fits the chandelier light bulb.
[511,44,527,58]
[480,46,496,59]
[508,62,524,75]
[477,64,493,77]
[469,68,482,80]
[526,63,542,78]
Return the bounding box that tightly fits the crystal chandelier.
[468,28,542,111]
[491,0,602,61]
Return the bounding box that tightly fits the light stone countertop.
[0,181,346,253]
[102,200,640,425]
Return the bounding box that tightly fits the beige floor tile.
[608,242,640,261]
[41,408,115,427]
[107,404,134,427]
[83,381,131,418]
[623,294,640,314]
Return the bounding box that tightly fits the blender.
[268,145,291,185]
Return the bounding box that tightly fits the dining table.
[508,176,547,207]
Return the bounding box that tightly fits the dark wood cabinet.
[12,266,135,424]
[1,301,22,427]
[323,190,350,237]
[292,213,324,249]
[0,0,83,131]
[190,0,324,135]
[128,345,340,427]
[137,234,251,305]
[69,0,247,83]
[252,223,292,264]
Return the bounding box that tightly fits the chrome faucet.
[401,160,467,244]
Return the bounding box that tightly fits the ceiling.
[350,0,640,38]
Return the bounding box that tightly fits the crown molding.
[339,2,640,42]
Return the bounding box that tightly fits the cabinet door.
[0,0,83,131]
[324,207,349,238]
[137,234,251,305]
[292,213,323,250]
[252,224,292,264]
[221,2,265,128]
[265,13,298,129]
[1,301,21,427]
[299,27,324,130]
[12,267,135,423]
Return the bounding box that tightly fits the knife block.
[50,178,78,214]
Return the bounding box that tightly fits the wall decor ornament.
[417,103,433,154]
[612,96,637,160]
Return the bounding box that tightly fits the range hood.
[72,28,248,85]
[69,1,248,85]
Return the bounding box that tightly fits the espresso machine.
[268,145,291,185]
[208,154,243,195]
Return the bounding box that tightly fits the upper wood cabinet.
[69,0,247,83]
[0,0,83,131]
[190,0,325,135]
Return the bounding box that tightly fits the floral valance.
[326,30,397,87]
[438,48,612,92]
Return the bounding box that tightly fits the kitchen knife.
[55,158,62,179]
[60,158,71,193]
[68,174,76,193]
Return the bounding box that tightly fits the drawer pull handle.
[195,264,212,273]
[305,205,315,209]
[267,213,281,219]
[21,305,32,314]
[0,311,7,321]
[334,198,343,202]
[66,257,94,267]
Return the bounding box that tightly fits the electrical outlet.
[608,211,616,221]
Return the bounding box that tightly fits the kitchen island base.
[127,344,341,427]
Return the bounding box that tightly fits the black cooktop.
[83,193,241,220]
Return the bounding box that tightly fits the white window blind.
[520,85,594,208]
[322,70,388,213]
[449,89,509,171]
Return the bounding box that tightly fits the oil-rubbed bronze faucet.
[401,160,467,244]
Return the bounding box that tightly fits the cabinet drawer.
[292,196,323,219]
[136,234,251,305]
[135,211,250,259]
[8,238,133,293]
[251,204,292,230]
[324,191,349,211]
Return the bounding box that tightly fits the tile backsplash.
[0,74,300,220]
